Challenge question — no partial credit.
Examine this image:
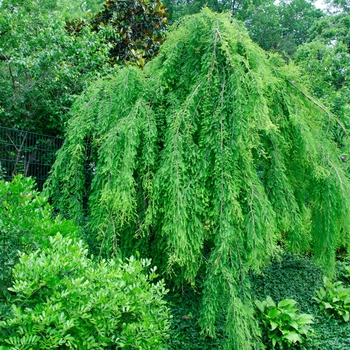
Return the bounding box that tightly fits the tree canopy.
[46,9,350,349]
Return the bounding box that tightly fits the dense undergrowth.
[167,254,350,349]
[1,176,350,348]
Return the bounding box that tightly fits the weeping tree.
[46,8,350,349]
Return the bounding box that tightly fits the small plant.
[0,233,170,349]
[255,296,314,348]
[314,277,350,322]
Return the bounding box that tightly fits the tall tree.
[294,13,350,156]
[246,0,324,56]
[46,9,350,349]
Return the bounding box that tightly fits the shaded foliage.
[251,255,350,350]
[67,0,169,67]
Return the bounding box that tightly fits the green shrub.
[0,175,79,298]
[255,296,314,348]
[314,277,350,322]
[0,233,170,349]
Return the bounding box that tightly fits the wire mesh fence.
[0,126,64,190]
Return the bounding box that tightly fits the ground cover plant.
[251,254,350,350]
[45,8,350,349]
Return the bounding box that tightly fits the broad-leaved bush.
[314,277,350,323]
[0,233,170,349]
[255,296,314,348]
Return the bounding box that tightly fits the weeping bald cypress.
[45,8,350,349]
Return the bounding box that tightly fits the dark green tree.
[67,0,169,67]
[246,0,324,56]
[46,9,350,349]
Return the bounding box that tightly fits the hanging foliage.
[46,8,350,349]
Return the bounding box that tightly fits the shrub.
[0,175,79,298]
[255,296,314,348]
[0,233,170,349]
[314,277,350,323]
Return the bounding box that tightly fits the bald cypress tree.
[46,8,350,349]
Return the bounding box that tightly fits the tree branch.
[0,54,11,61]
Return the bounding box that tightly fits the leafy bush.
[0,233,170,349]
[314,277,350,322]
[255,296,314,348]
[0,175,79,298]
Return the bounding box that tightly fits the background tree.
[88,0,169,67]
[294,13,350,158]
[46,9,350,349]
[246,0,324,56]
[0,0,168,135]
[0,0,112,135]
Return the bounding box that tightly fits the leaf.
[289,321,299,330]
[324,302,334,309]
[255,300,265,313]
[278,299,297,308]
[342,311,349,322]
[266,296,276,308]
[268,307,279,319]
[283,332,302,344]
[297,314,314,325]
[270,321,278,331]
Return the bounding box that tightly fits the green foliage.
[250,254,350,350]
[314,277,350,322]
[166,285,224,349]
[255,296,314,348]
[67,0,169,67]
[0,175,79,299]
[294,14,350,154]
[247,0,324,56]
[0,233,170,349]
[336,260,350,284]
[46,9,350,349]
[0,0,112,135]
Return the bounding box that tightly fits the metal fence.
[0,126,64,190]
